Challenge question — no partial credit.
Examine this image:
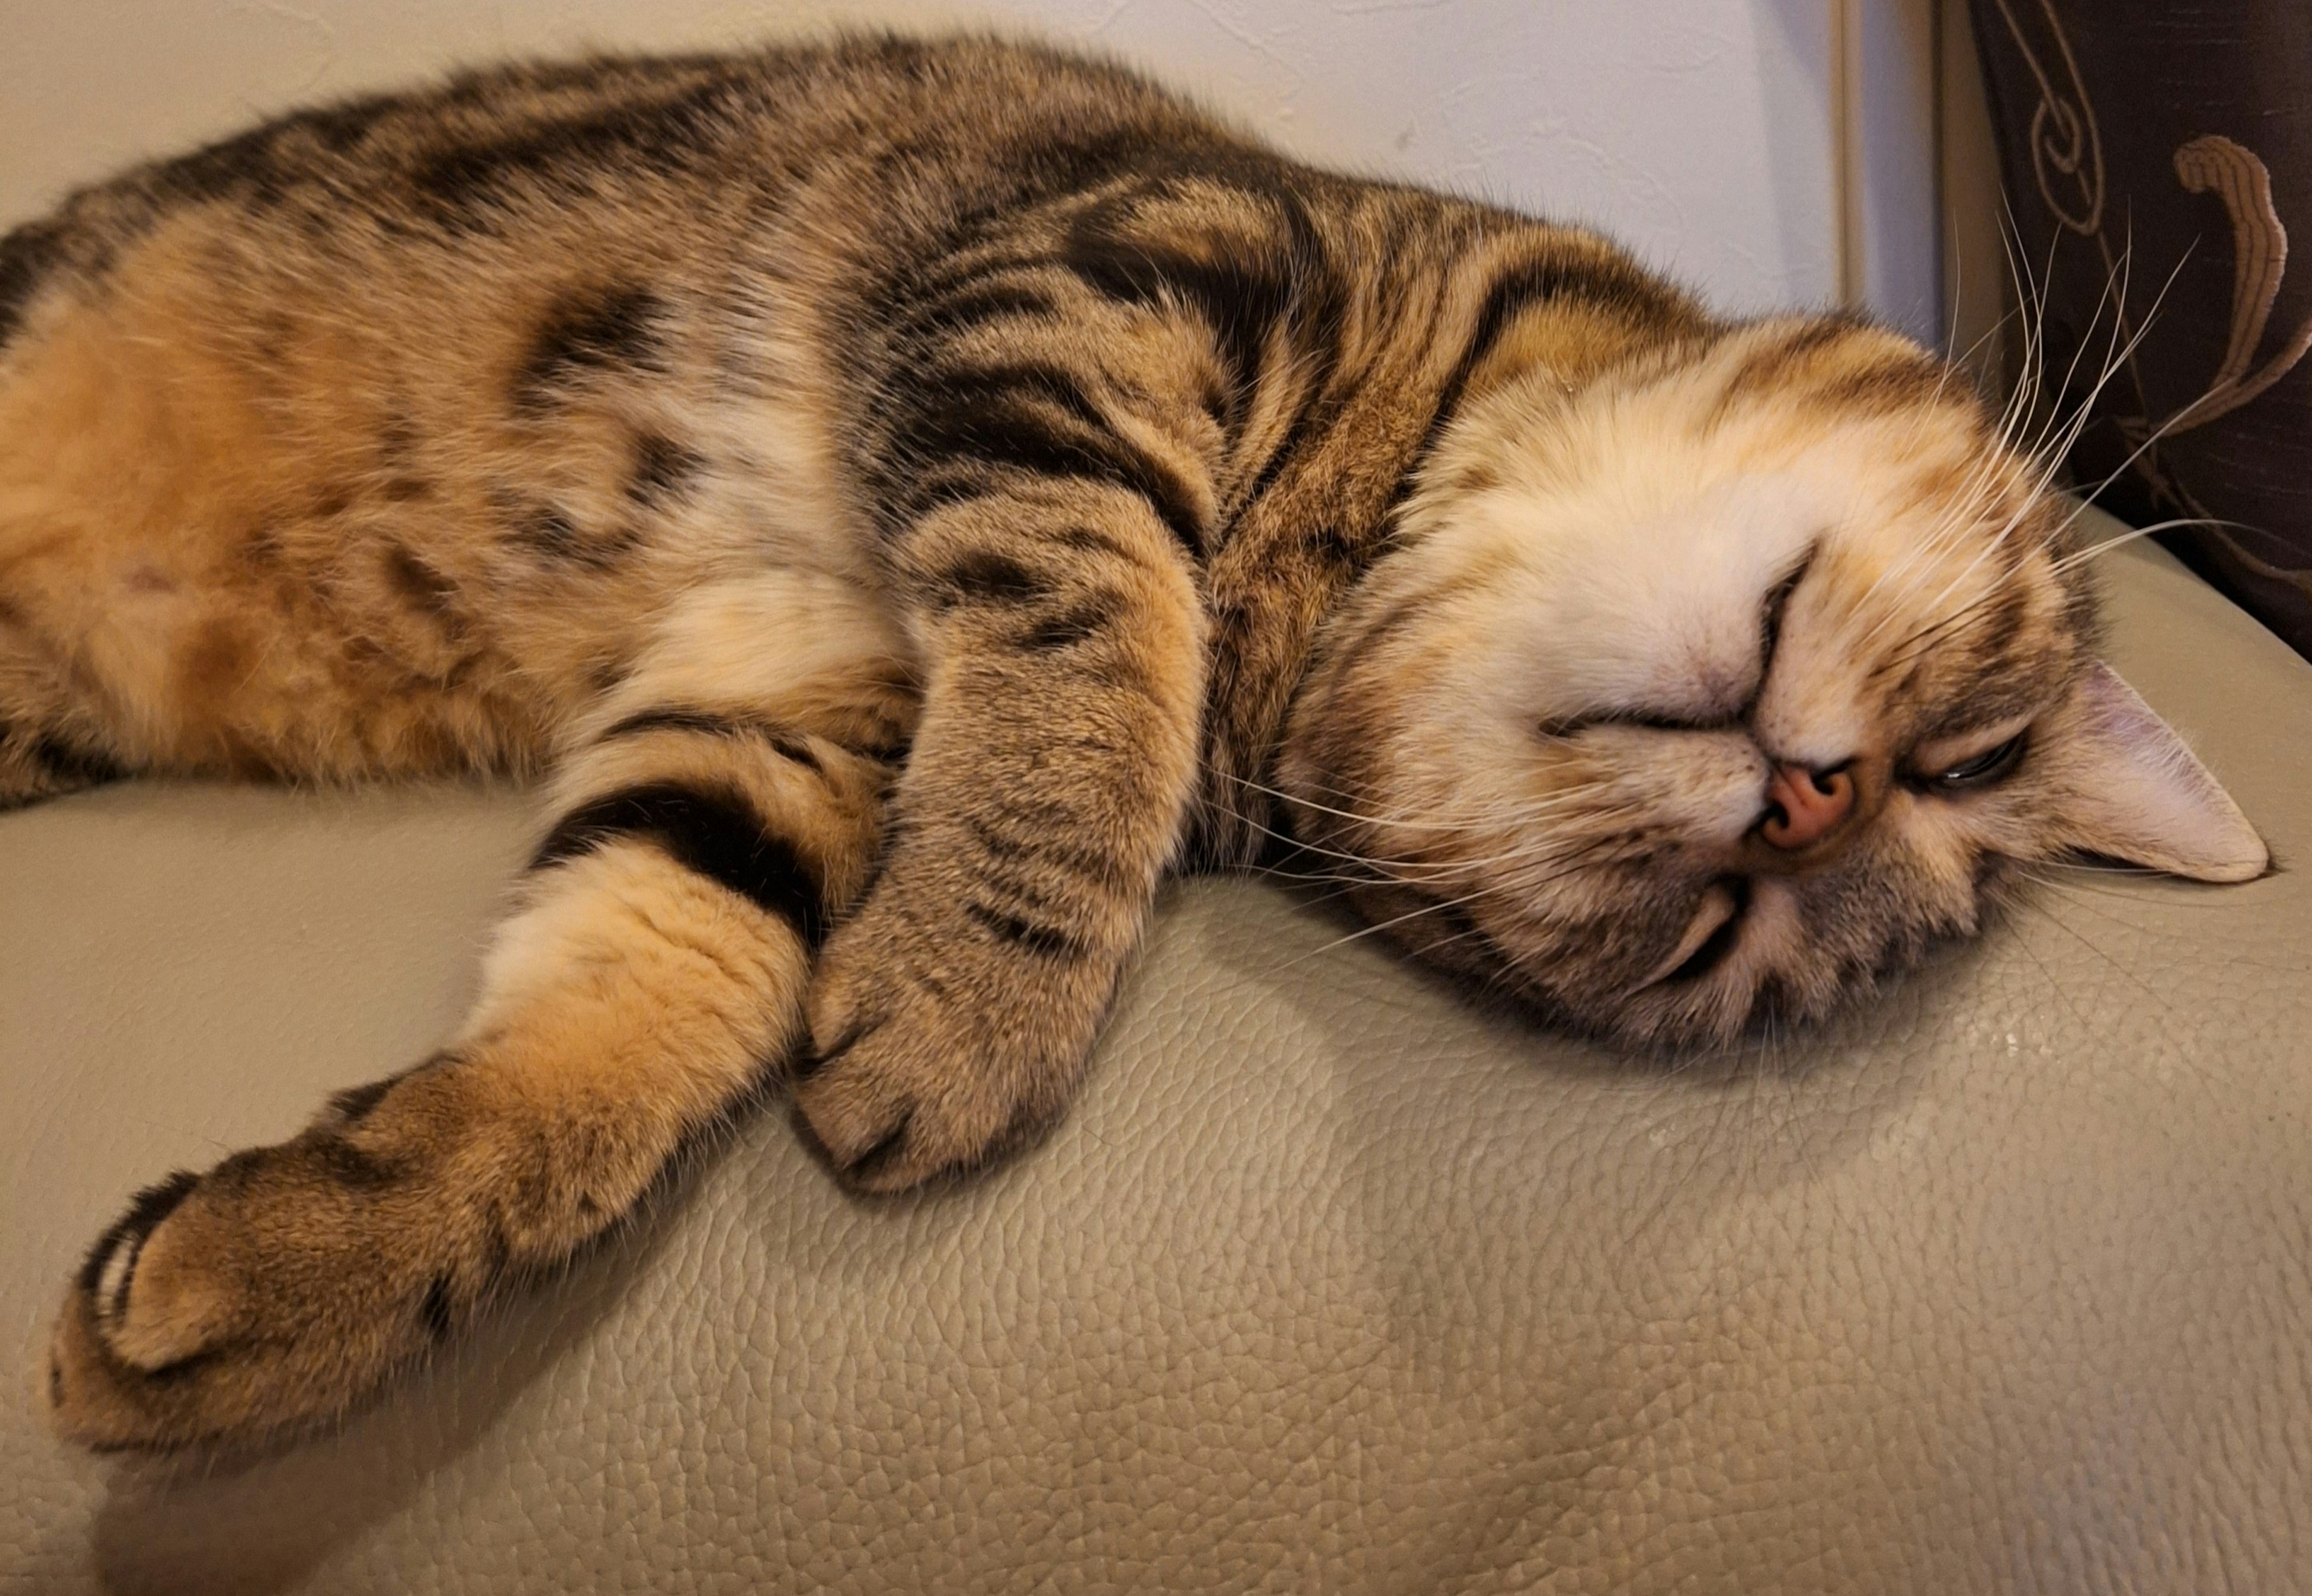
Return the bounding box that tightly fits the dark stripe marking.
[963,812,1127,894]
[327,1049,455,1127]
[1810,355,1950,415]
[1018,592,1122,651]
[964,899,1090,960]
[0,220,64,346]
[531,782,825,943]
[598,707,821,771]
[930,550,1047,608]
[516,285,666,411]
[1716,317,1863,412]
[893,362,1206,554]
[1066,227,1293,395]
[506,503,639,568]
[1432,261,1577,429]
[146,92,397,211]
[414,77,737,222]
[1063,172,1328,397]
[1393,248,1690,520]
[512,505,580,556]
[891,277,1060,349]
[629,433,705,507]
[1306,522,1363,576]
[328,1073,402,1127]
[33,733,125,786]
[419,1276,455,1342]
[1063,179,1345,512]
[1051,524,1137,560]
[384,545,459,619]
[308,1134,402,1190]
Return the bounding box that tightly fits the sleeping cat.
[6,36,2263,1452]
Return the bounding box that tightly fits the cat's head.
[1281,315,2266,1046]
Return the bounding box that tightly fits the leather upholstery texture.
[5,511,2309,1594]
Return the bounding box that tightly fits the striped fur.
[8,36,2259,1450]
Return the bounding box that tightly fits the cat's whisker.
[1279,887,1501,966]
[1878,243,2187,663]
[1211,766,1619,836]
[1193,776,1609,885]
[2031,858,2171,877]
[2010,892,2181,1019]
[1279,834,1627,968]
[2042,366,2254,564]
[1990,196,2063,456]
[1878,505,2243,678]
[2021,225,2144,466]
[1867,209,2130,641]
[2049,515,2245,572]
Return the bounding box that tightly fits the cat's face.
[1282,318,2266,1046]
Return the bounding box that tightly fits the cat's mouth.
[1636,878,1749,989]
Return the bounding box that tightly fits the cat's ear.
[2056,661,2267,881]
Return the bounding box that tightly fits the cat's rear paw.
[49,1107,461,1451]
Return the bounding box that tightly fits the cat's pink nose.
[1760,763,1854,850]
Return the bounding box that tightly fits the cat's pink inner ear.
[2059,661,2268,882]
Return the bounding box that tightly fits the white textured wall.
[1,0,1844,316]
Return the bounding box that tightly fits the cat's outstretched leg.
[49,574,911,1450]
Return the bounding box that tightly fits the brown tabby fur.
[3,36,2259,1451]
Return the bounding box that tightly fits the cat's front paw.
[794,894,1108,1193]
[49,1075,474,1451]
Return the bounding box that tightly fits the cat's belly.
[0,197,892,783]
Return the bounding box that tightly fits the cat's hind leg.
[48,571,913,1451]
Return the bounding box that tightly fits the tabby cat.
[7,36,2262,1452]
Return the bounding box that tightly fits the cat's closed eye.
[1909,718,2033,792]
[1926,732,2026,789]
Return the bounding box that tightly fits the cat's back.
[0,36,1251,786]
[0,34,1567,793]
[0,34,1241,353]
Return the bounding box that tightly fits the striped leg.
[50,576,909,1450]
[794,485,1207,1191]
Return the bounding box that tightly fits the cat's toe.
[51,1171,261,1450]
[46,1259,210,1454]
[80,1170,209,1368]
[794,984,1067,1194]
[49,1134,449,1452]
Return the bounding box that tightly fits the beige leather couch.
[5,508,2308,1593]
